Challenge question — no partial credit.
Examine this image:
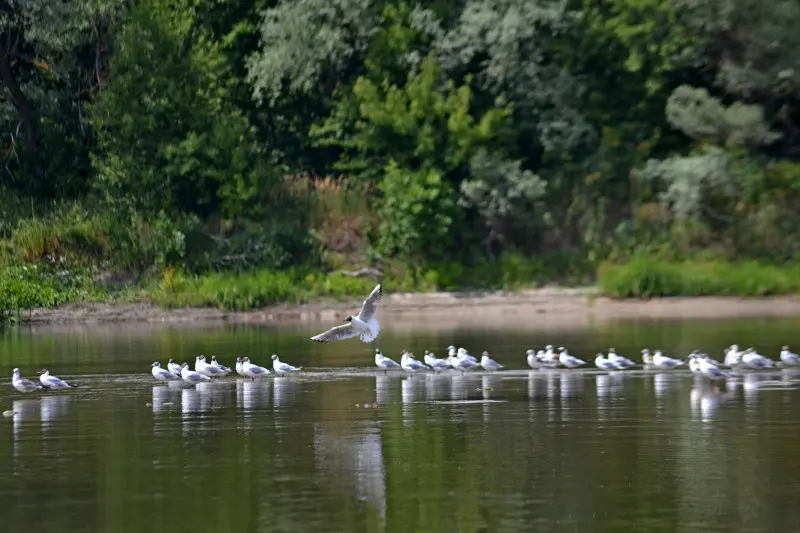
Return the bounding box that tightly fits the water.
[2,315,800,532]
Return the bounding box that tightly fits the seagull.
[167,358,183,376]
[480,351,503,371]
[607,348,635,368]
[780,345,800,366]
[452,353,480,374]
[375,349,401,372]
[424,350,450,370]
[641,349,654,366]
[741,348,775,369]
[180,362,210,384]
[526,349,542,369]
[12,368,42,393]
[652,350,684,369]
[559,348,586,369]
[723,344,743,367]
[210,356,232,375]
[151,362,180,381]
[458,347,478,364]
[241,357,271,379]
[400,351,428,372]
[195,355,225,377]
[272,354,302,373]
[594,353,621,370]
[235,357,246,376]
[38,369,72,388]
[699,356,728,381]
[310,284,382,343]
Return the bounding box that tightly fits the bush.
[599,256,800,298]
[0,264,108,323]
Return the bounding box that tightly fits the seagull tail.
[360,319,380,343]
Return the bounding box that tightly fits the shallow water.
[2,315,800,532]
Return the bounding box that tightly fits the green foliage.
[0,263,108,323]
[4,0,800,315]
[377,161,459,259]
[665,85,781,147]
[90,0,282,219]
[599,256,800,298]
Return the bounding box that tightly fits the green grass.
[0,263,112,323]
[146,252,594,311]
[598,256,800,298]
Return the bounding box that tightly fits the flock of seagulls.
[11,368,73,393]
[372,344,800,382]
[150,354,302,384]
[10,354,303,394]
[376,346,503,373]
[8,284,800,399]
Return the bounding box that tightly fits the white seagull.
[181,362,211,384]
[652,350,684,369]
[424,350,450,370]
[480,351,503,371]
[375,349,401,372]
[271,354,302,373]
[310,284,382,343]
[699,356,728,380]
[167,358,183,376]
[526,349,542,369]
[400,352,428,372]
[195,355,226,377]
[780,345,800,366]
[607,348,635,368]
[38,369,72,388]
[235,357,246,376]
[595,353,621,370]
[452,353,480,373]
[241,357,271,378]
[12,368,42,393]
[741,348,775,369]
[151,362,180,381]
[210,356,232,375]
[559,348,586,369]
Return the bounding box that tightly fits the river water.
[2,315,800,532]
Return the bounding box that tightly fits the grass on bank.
[599,256,800,298]
[148,252,593,310]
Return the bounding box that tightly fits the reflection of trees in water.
[313,422,387,526]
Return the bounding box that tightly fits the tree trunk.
[0,43,45,182]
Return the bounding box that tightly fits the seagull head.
[375,348,381,354]
[181,363,188,368]
[236,357,242,362]
[152,362,160,368]
[12,368,19,374]
[271,354,279,361]
[38,369,49,375]
[482,351,489,357]
[608,348,616,354]
[243,357,250,362]
[168,358,175,363]
[782,345,789,351]
[212,356,218,362]
[195,355,203,361]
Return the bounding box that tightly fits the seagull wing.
[356,284,382,321]
[310,323,360,343]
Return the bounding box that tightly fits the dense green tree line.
[1,0,799,281]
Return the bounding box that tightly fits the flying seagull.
[310,284,382,343]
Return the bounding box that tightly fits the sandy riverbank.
[18,287,800,328]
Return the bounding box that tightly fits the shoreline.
[17,287,800,328]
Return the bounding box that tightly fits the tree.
[0,0,119,194]
[90,0,282,219]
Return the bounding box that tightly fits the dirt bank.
[19,287,800,328]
